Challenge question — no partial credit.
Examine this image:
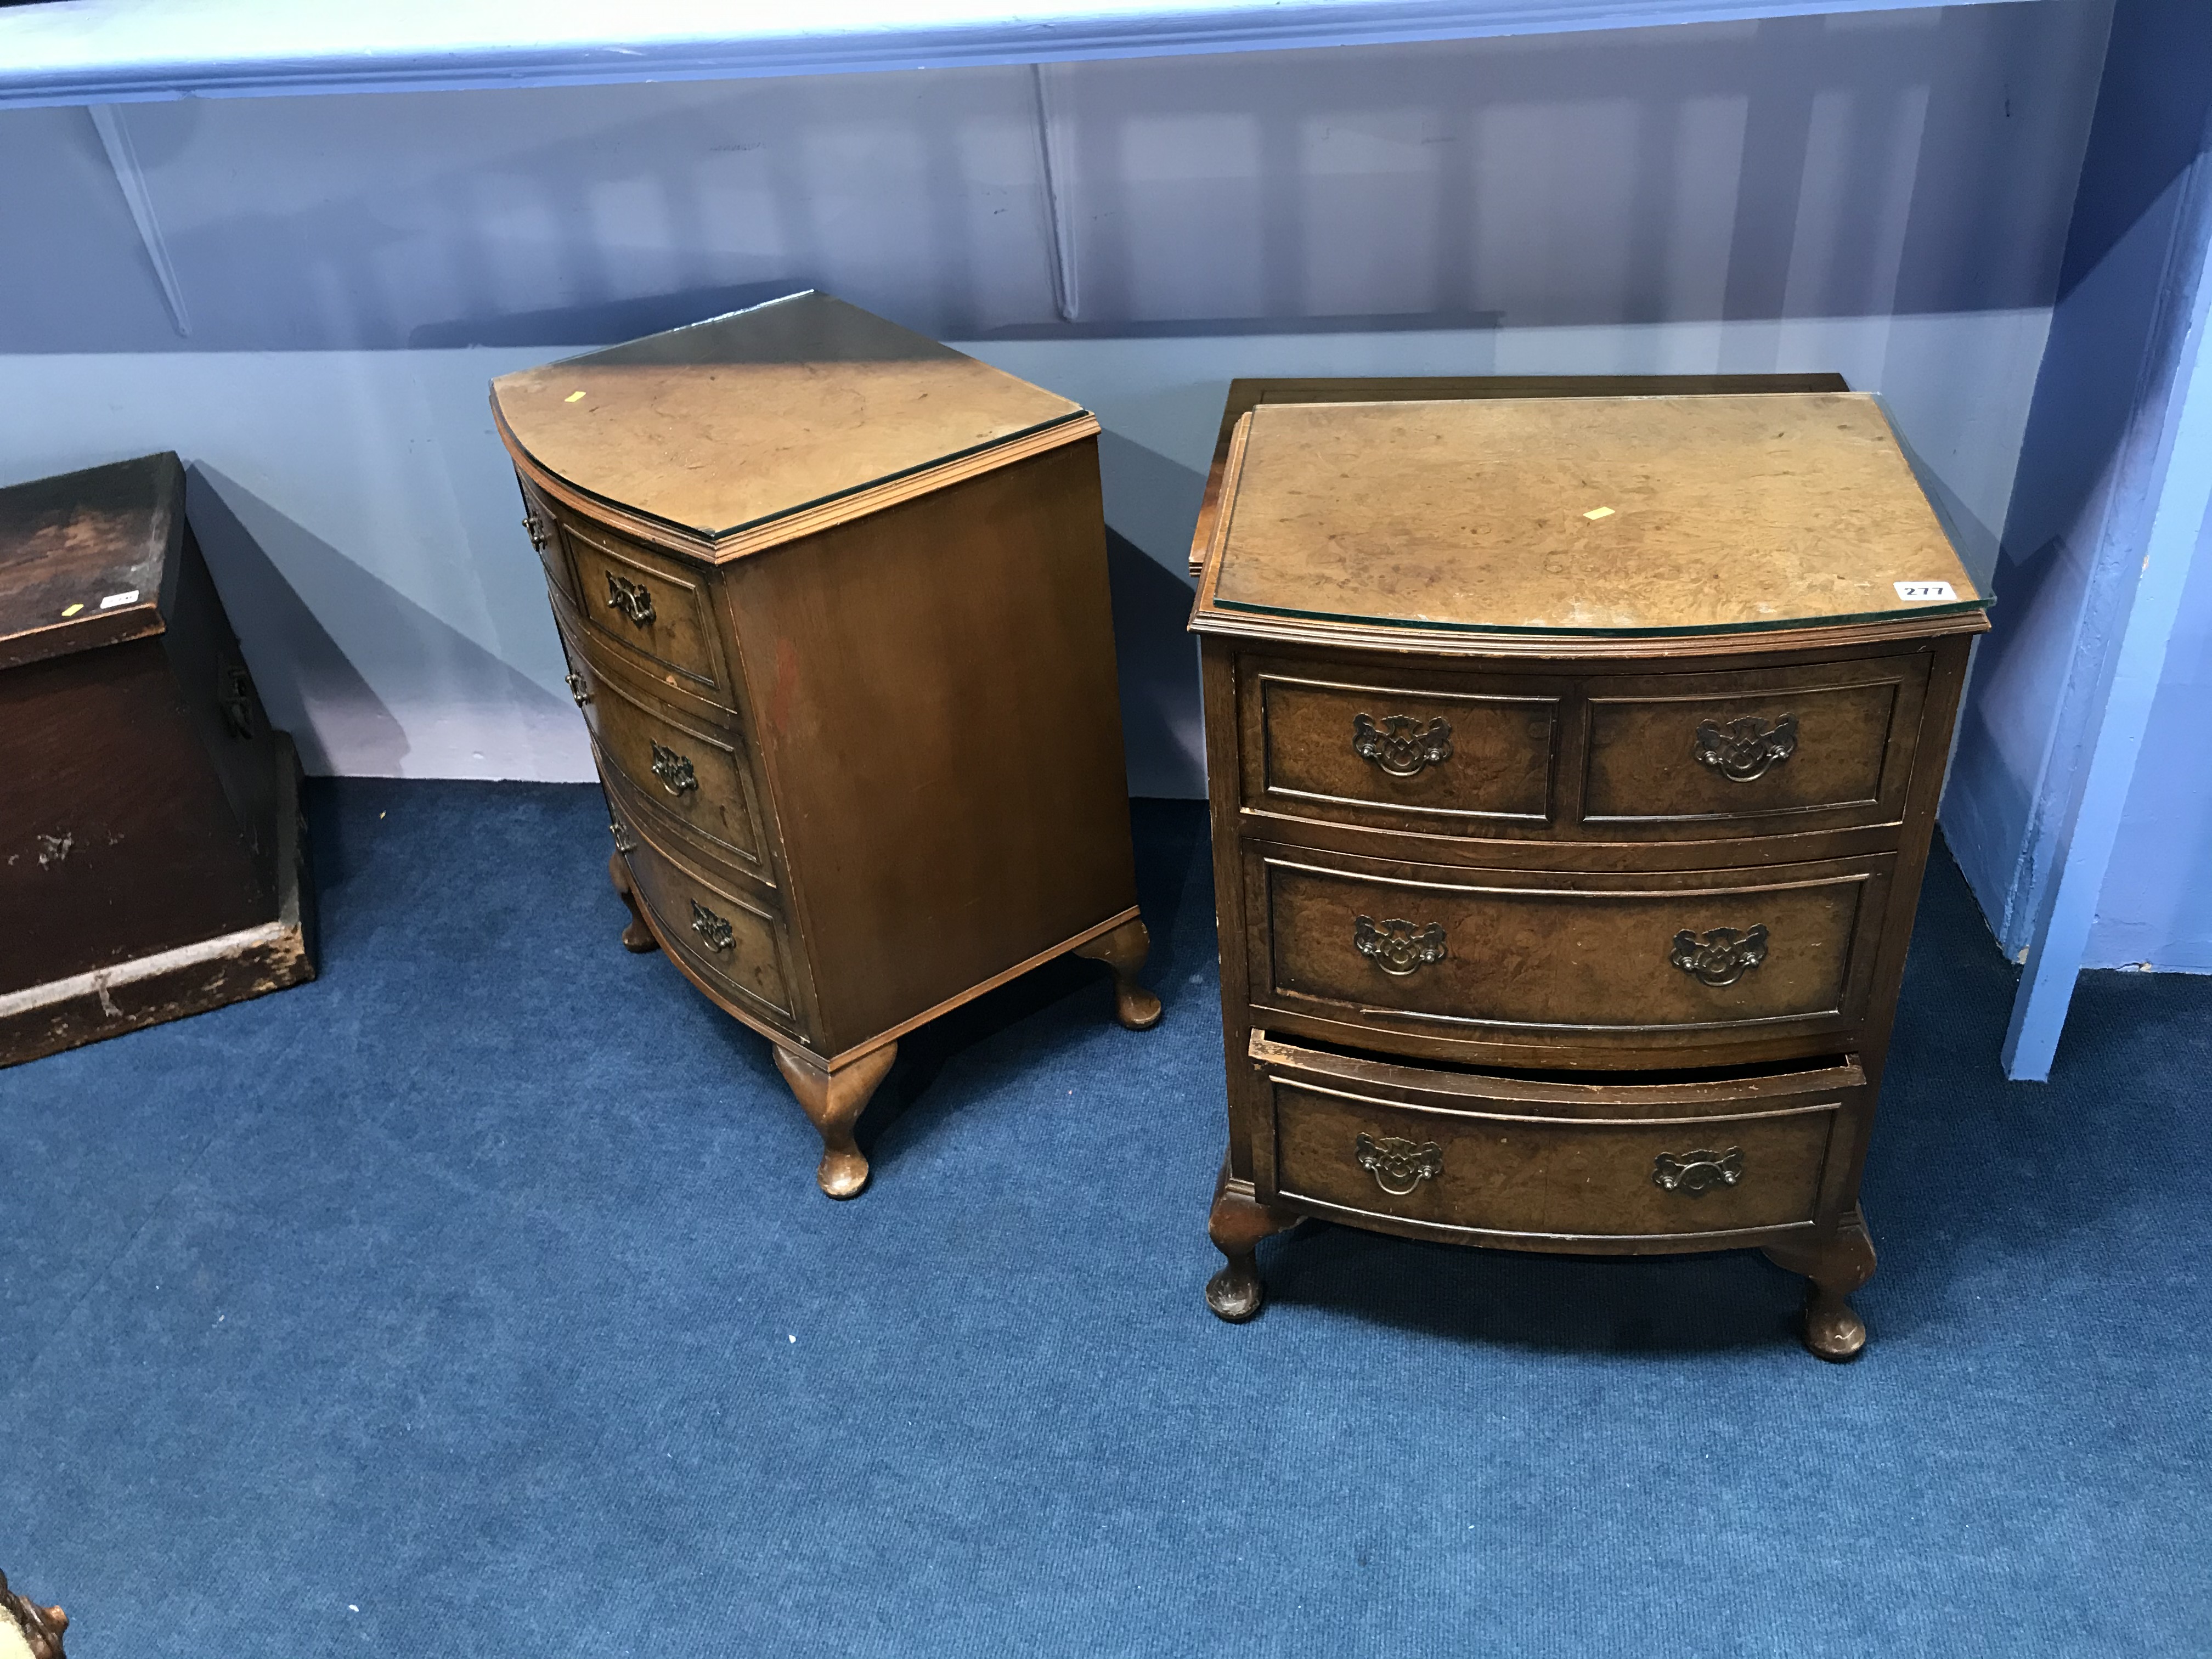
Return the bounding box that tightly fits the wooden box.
[1190,380,1988,1359]
[0,454,314,1065]
[490,292,1159,1199]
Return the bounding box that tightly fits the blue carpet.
[2,781,2207,1657]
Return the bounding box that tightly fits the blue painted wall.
[1940,0,2212,972]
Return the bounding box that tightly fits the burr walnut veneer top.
[1196,392,1984,638]
[492,290,1090,549]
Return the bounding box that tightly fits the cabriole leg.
[774,1041,898,1200]
[1764,1205,1878,1362]
[608,850,658,954]
[1206,1164,1300,1323]
[1073,915,1163,1031]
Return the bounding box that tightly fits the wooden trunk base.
[0,732,317,1067]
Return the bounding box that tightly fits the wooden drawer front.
[515,472,578,604]
[561,516,731,703]
[567,646,768,877]
[1246,668,1559,831]
[620,821,802,1032]
[1580,657,1927,836]
[1265,1063,1836,1241]
[1252,847,1887,1042]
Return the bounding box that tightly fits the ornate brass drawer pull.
[564,671,591,708]
[608,822,637,854]
[690,899,734,952]
[1692,714,1797,782]
[1652,1147,1743,1197]
[1355,915,1447,975]
[605,571,656,626]
[522,511,550,551]
[1356,1132,1443,1196]
[650,741,697,795]
[1352,712,1453,777]
[1670,923,1768,987]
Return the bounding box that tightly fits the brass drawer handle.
[690,899,734,952]
[605,571,656,626]
[1692,714,1796,781]
[608,822,637,854]
[1670,923,1768,987]
[1652,1147,1743,1197]
[1352,712,1453,777]
[1356,1132,1442,1196]
[564,671,591,708]
[650,741,697,795]
[1355,915,1446,975]
[522,511,550,551]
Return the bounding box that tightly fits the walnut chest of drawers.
[491,292,1157,1199]
[0,453,313,1065]
[1190,385,1988,1359]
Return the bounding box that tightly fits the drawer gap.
[1257,1029,1858,1090]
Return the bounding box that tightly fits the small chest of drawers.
[1190,381,1988,1359]
[493,292,1160,1199]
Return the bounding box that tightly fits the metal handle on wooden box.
[690,899,733,952]
[565,671,591,708]
[1669,924,1768,988]
[522,511,550,551]
[1355,916,1446,977]
[1352,713,1453,777]
[605,571,656,627]
[1692,714,1796,782]
[1652,1147,1743,1197]
[1356,1133,1443,1196]
[650,741,697,795]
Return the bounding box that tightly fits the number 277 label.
[1894,580,1957,602]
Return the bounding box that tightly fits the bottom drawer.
[619,815,805,1036]
[1253,1034,1857,1243]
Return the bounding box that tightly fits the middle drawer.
[1243,840,1892,1060]
[561,626,774,883]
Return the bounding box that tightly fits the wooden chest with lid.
[1190,381,1988,1359]
[0,453,313,1065]
[491,292,1158,1200]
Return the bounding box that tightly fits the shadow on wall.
[1938,0,2212,959]
[186,465,405,775]
[1103,529,1201,799]
[188,464,577,777]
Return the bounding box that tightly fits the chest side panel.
[728,438,1137,1052]
[0,641,269,992]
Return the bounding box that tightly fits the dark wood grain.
[0,456,314,1067]
[1193,379,1984,1357]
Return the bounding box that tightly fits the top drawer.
[1234,650,1930,847]
[1579,657,1928,837]
[558,513,737,708]
[515,472,578,605]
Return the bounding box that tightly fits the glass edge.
[1201,593,1993,637]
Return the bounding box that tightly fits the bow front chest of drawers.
[492,292,1158,1199]
[1190,387,1988,1358]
